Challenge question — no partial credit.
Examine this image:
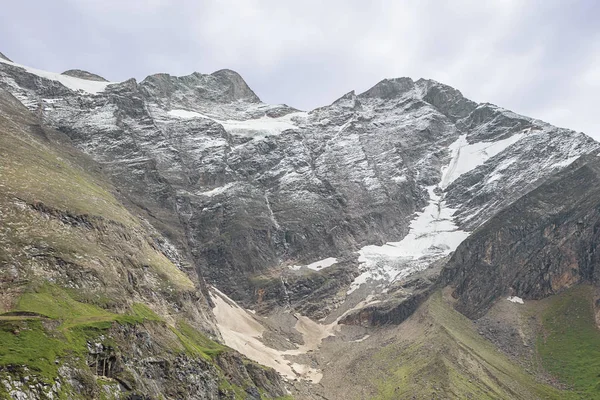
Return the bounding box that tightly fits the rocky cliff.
[443,154,600,318]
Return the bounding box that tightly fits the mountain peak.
[415,79,478,120]
[141,69,260,104]
[61,69,108,82]
[0,51,12,62]
[359,77,415,99]
[210,68,260,103]
[332,90,362,110]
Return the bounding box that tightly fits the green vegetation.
[130,303,163,322]
[170,320,227,360]
[218,378,250,399]
[0,319,70,381]
[372,291,566,400]
[538,285,600,398]
[15,284,115,325]
[0,284,164,382]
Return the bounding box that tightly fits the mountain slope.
[0,88,289,399]
[318,290,567,400]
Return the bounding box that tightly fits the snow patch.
[551,155,579,169]
[0,58,115,94]
[221,113,304,137]
[168,108,306,137]
[349,185,469,294]
[168,109,205,119]
[353,334,370,343]
[507,296,524,304]
[289,257,338,271]
[441,133,525,189]
[196,183,236,197]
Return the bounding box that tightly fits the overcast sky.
[1,1,598,137]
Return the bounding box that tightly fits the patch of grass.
[218,379,249,399]
[14,283,168,328]
[0,283,169,386]
[130,303,162,322]
[146,250,195,291]
[538,285,600,397]
[0,319,69,382]
[15,284,115,324]
[171,320,226,360]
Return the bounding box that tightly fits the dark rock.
[442,155,600,318]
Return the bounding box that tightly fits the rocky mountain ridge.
[1,52,599,399]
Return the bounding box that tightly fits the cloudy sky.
[1,1,598,137]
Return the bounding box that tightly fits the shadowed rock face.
[443,155,600,319]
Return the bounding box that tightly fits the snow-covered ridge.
[0,57,116,94]
[168,108,307,137]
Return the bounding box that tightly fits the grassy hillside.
[537,285,600,398]
[320,288,571,400]
[349,286,600,400]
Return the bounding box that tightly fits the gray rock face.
[140,68,260,107]
[0,55,597,316]
[0,51,12,62]
[442,155,600,318]
[61,69,108,82]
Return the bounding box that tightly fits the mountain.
[0,53,599,399]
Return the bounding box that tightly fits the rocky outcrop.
[61,69,108,82]
[340,289,431,326]
[443,155,600,318]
